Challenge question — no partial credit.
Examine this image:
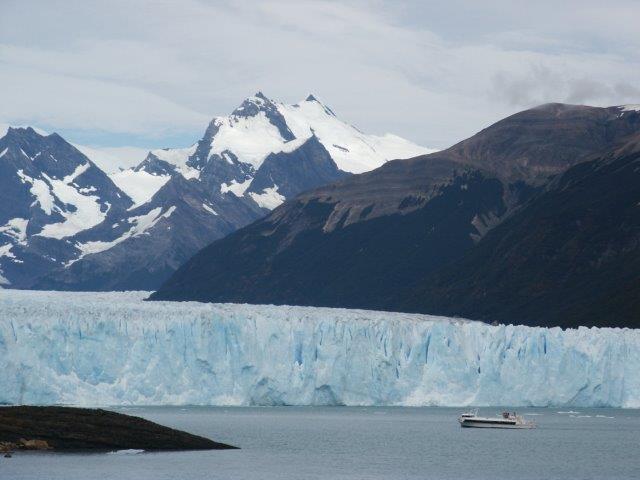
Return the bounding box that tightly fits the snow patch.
[249,185,285,209]
[202,203,218,215]
[0,218,29,244]
[619,105,640,113]
[0,244,16,260]
[150,145,199,180]
[111,170,170,208]
[20,148,35,161]
[63,162,90,182]
[16,170,55,215]
[209,113,290,168]
[220,178,252,196]
[36,165,106,239]
[273,137,308,155]
[221,151,235,165]
[17,164,106,238]
[71,206,176,263]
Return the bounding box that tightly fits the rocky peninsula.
[0,406,237,452]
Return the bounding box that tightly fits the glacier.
[0,289,638,407]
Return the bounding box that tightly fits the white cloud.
[0,0,639,150]
[0,65,209,135]
[73,145,151,174]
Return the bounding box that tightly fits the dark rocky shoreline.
[0,406,237,452]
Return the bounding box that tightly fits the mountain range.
[0,93,429,290]
[151,103,640,328]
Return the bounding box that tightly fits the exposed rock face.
[1,438,52,451]
[0,406,237,451]
[151,104,640,328]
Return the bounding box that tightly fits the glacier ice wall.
[0,290,639,407]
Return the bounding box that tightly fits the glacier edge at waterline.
[1,290,638,407]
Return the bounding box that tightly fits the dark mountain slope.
[151,104,640,327]
[398,147,640,328]
[151,170,509,307]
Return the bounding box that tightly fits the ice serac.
[1,290,638,407]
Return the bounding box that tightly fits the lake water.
[2,407,639,479]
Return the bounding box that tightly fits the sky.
[1,0,639,168]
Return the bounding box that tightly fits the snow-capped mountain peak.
[0,124,49,139]
[115,92,431,192]
[1,93,433,291]
[277,94,432,173]
[0,126,132,285]
[87,92,433,285]
[231,91,285,119]
[301,93,337,116]
[187,92,431,174]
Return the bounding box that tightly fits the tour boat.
[458,410,535,429]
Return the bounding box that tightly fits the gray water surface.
[2,407,639,479]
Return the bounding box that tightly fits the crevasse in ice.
[1,290,638,407]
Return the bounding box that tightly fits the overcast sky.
[1,0,639,162]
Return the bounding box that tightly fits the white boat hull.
[459,419,535,429]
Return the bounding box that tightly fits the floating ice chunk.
[107,449,145,455]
